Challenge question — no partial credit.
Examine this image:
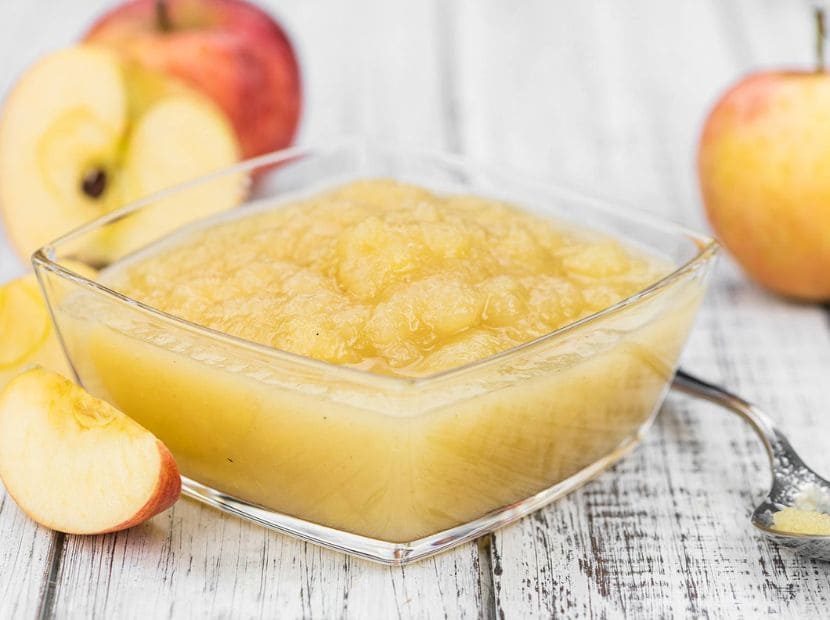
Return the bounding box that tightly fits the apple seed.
[81,168,107,199]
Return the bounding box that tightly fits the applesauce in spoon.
[61,179,704,541]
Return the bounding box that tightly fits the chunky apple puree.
[103,179,667,376]
[59,179,706,542]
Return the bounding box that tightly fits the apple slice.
[0,262,98,390]
[0,45,241,262]
[0,275,71,389]
[0,368,180,534]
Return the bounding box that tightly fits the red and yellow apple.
[85,0,302,159]
[0,368,181,534]
[0,45,241,261]
[699,72,830,300]
[698,13,830,303]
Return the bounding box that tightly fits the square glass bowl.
[33,138,718,564]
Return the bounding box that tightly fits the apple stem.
[156,0,172,32]
[817,7,827,72]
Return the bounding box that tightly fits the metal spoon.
[672,369,830,561]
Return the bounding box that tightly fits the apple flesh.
[0,275,73,389]
[0,368,180,534]
[698,71,830,300]
[0,45,241,261]
[85,0,302,159]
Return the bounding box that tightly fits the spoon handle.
[672,369,806,474]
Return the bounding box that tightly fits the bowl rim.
[32,136,720,391]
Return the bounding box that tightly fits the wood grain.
[0,0,829,618]
[0,484,57,618]
[50,501,485,619]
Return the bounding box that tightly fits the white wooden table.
[2,1,830,617]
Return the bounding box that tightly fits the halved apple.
[0,45,242,262]
[0,368,181,534]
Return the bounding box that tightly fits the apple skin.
[698,71,830,301]
[85,0,302,160]
[103,441,181,533]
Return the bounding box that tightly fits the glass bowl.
[33,138,718,564]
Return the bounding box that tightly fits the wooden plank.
[51,500,486,619]
[282,0,455,150]
[452,0,830,617]
[453,0,746,221]
[0,486,58,618]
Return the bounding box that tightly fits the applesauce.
[102,180,668,376]
[57,179,706,542]
[772,508,830,535]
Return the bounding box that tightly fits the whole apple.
[85,0,302,160]
[698,10,830,301]
[698,72,830,301]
